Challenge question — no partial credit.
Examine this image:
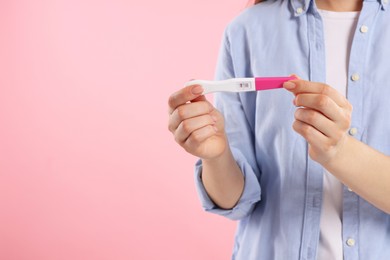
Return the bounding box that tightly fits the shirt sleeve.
[194,26,262,221]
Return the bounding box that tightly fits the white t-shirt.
[317,9,359,260]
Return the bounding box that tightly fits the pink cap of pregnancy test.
[255,76,297,91]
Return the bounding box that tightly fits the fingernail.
[283,82,296,89]
[289,74,300,80]
[191,85,203,95]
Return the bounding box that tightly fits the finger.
[168,101,214,133]
[192,95,207,102]
[293,119,344,163]
[174,115,216,144]
[168,85,205,114]
[294,108,340,138]
[284,80,349,108]
[289,73,301,79]
[294,93,346,123]
[209,109,224,131]
[184,125,218,149]
[293,119,328,149]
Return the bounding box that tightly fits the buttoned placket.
[342,1,383,259]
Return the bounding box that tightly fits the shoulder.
[225,0,290,37]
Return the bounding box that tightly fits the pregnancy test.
[185,76,297,95]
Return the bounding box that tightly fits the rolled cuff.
[194,148,261,221]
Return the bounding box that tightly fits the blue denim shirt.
[194,0,390,259]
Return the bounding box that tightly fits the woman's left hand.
[283,79,353,165]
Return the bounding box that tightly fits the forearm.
[201,145,244,210]
[324,136,390,214]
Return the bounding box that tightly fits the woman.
[168,0,390,259]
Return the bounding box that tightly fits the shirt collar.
[290,0,387,16]
[380,0,389,10]
[290,0,311,16]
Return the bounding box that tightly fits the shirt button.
[360,25,369,33]
[348,187,353,192]
[347,238,356,247]
[296,7,304,14]
[349,127,358,136]
[351,73,360,81]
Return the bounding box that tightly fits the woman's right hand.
[168,84,227,160]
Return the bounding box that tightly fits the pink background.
[0,1,249,259]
